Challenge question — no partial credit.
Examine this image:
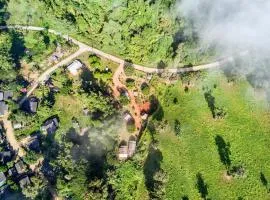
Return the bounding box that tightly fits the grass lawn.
[152,70,270,199]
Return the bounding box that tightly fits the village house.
[0,172,6,187]
[67,60,83,75]
[0,151,14,164]
[15,160,26,174]
[19,176,30,188]
[41,117,59,135]
[123,111,133,122]
[12,122,23,130]
[128,139,136,157]
[0,91,13,101]
[0,102,8,117]
[23,97,39,114]
[118,145,129,160]
[8,167,17,177]
[26,135,41,152]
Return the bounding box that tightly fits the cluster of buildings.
[0,91,13,117]
[118,136,137,160]
[0,123,32,194]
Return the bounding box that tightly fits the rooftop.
[15,160,25,174]
[67,60,83,75]
[41,117,59,135]
[0,172,6,187]
[0,102,8,116]
[19,176,30,188]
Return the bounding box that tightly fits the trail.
[112,62,141,131]
[0,25,243,75]
[1,115,25,157]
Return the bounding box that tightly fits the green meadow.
[151,71,270,199]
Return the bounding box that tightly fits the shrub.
[141,82,150,95]
[124,65,135,76]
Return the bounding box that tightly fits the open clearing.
[152,71,270,199]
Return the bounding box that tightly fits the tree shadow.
[204,88,216,118]
[171,30,185,58]
[195,173,208,200]
[215,135,231,169]
[10,30,26,70]
[182,195,189,200]
[0,0,9,26]
[260,172,268,188]
[143,145,163,196]
[150,95,164,121]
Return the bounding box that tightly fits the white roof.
[67,60,83,75]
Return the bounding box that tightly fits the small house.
[15,160,26,174]
[13,122,23,130]
[23,97,39,114]
[128,140,136,157]
[0,151,13,164]
[118,145,128,160]
[19,176,30,188]
[3,91,13,100]
[67,60,83,75]
[141,113,148,120]
[83,108,90,116]
[27,136,41,152]
[8,167,17,177]
[0,102,8,116]
[0,172,6,187]
[41,117,59,135]
[123,112,133,122]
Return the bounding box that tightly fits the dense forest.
[38,0,214,66]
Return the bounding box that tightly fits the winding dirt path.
[0,25,244,75]
[2,115,25,157]
[112,62,141,131]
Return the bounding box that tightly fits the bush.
[126,78,135,89]
[89,54,101,68]
[127,121,136,133]
[174,119,181,136]
[141,82,150,95]
[124,65,135,76]
[120,95,129,105]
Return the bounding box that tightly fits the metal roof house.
[0,172,6,187]
[67,60,83,75]
[0,91,13,101]
[128,140,136,157]
[41,117,59,135]
[19,176,30,188]
[0,102,8,116]
[23,97,39,114]
[15,160,26,174]
[118,145,129,160]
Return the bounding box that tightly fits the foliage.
[150,72,270,199]
[141,82,150,95]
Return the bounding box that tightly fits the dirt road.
[2,115,25,157]
[0,25,243,75]
[19,47,89,105]
[112,62,142,131]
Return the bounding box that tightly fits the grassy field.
[151,70,270,199]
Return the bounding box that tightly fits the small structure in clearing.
[118,136,137,161]
[0,172,6,187]
[23,97,39,114]
[41,117,59,135]
[67,60,83,75]
[19,176,31,188]
[15,160,26,174]
[0,102,8,117]
[118,145,129,160]
[123,111,133,122]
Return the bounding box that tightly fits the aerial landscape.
[0,0,269,199]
